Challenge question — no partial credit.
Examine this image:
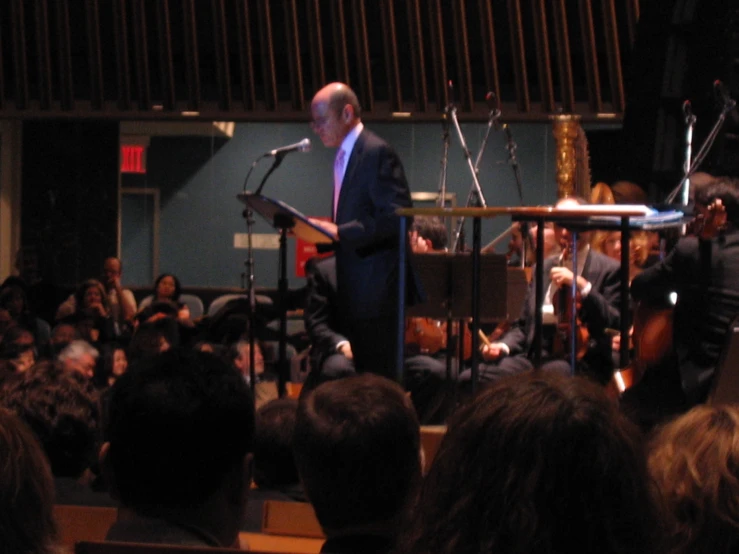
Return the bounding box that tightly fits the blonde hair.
[649,405,739,554]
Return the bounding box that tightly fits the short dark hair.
[698,177,739,227]
[396,372,663,554]
[253,398,299,489]
[412,216,448,250]
[2,361,99,478]
[293,374,421,533]
[106,348,255,512]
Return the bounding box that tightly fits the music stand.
[238,193,335,394]
[407,252,507,389]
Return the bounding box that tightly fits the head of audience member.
[0,284,28,320]
[74,279,110,317]
[101,257,124,292]
[2,361,99,479]
[0,326,36,374]
[311,82,362,148]
[102,349,255,547]
[230,339,265,381]
[97,343,128,388]
[127,319,176,364]
[411,216,448,252]
[153,273,182,303]
[49,322,79,353]
[396,372,662,554]
[0,307,13,343]
[57,340,99,380]
[294,374,421,538]
[253,398,299,491]
[649,404,739,554]
[0,407,57,554]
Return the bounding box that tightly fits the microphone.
[714,80,736,110]
[485,91,501,120]
[265,138,311,157]
[683,100,695,124]
[447,80,454,110]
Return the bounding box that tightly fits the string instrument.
[551,251,590,361]
[609,199,727,397]
[404,317,472,360]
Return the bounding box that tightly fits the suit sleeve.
[304,262,348,357]
[579,261,621,334]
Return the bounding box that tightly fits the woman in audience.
[395,372,663,554]
[0,407,58,554]
[97,343,129,388]
[65,279,116,344]
[649,404,739,554]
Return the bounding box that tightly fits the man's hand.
[309,218,339,241]
[410,230,431,253]
[481,342,506,361]
[338,342,354,360]
[550,267,589,293]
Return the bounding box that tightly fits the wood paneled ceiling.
[0,0,640,122]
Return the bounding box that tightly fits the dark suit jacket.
[631,229,739,403]
[501,250,621,358]
[334,128,415,320]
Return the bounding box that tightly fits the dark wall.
[21,121,119,286]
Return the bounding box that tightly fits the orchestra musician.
[460,196,621,388]
[302,254,449,424]
[625,177,739,427]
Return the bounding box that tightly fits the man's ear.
[99,441,120,501]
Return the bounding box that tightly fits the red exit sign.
[121,145,146,174]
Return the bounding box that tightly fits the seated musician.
[625,178,739,426]
[303,249,449,424]
[461,196,621,386]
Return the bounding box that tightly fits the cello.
[609,198,727,396]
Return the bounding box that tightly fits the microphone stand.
[666,97,735,204]
[503,124,532,268]
[240,152,287,394]
[437,109,450,209]
[450,104,500,252]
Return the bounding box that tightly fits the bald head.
[311,83,362,148]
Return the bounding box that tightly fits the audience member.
[0,326,37,376]
[97,343,129,388]
[58,340,99,380]
[49,322,79,355]
[58,279,116,343]
[229,338,277,409]
[395,372,663,554]
[242,398,305,532]
[0,284,51,350]
[56,257,137,335]
[102,348,255,547]
[649,404,739,554]
[294,374,421,554]
[0,407,58,554]
[1,361,113,506]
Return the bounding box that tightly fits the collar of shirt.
[337,122,364,177]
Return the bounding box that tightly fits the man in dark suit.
[309,82,414,378]
[627,178,739,424]
[304,255,449,424]
[464,196,621,386]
